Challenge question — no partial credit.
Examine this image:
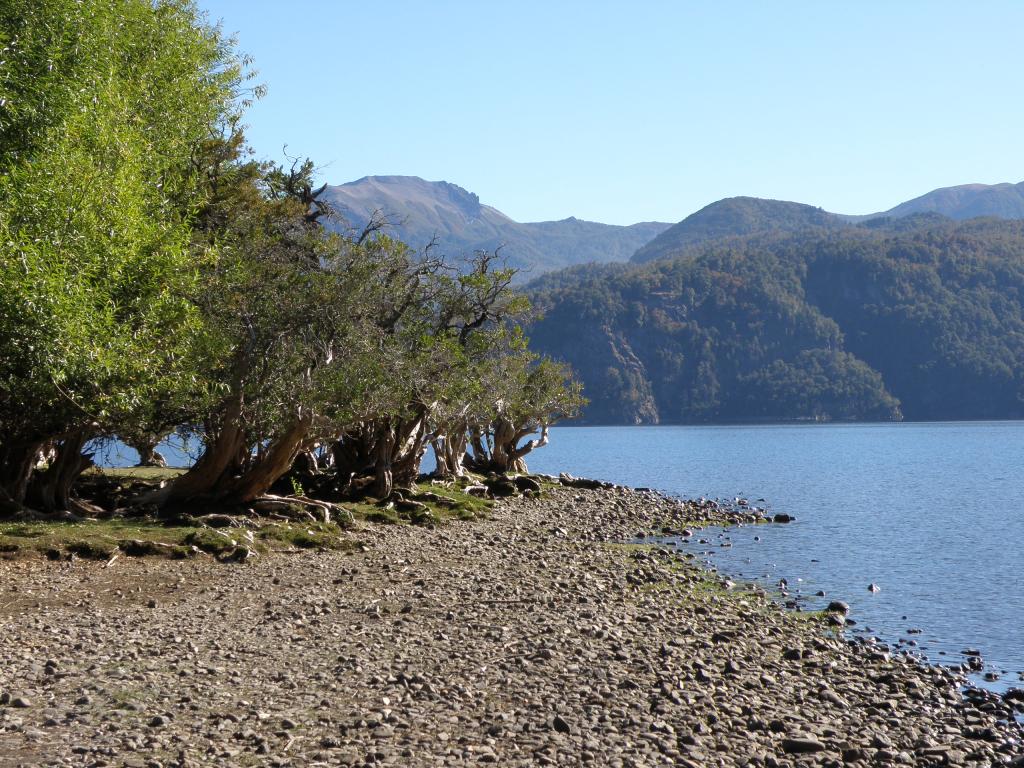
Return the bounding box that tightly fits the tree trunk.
[489,418,517,473]
[219,415,312,504]
[129,436,167,467]
[154,395,247,507]
[332,425,376,480]
[372,424,396,498]
[391,417,428,489]
[0,439,44,513]
[508,424,549,474]
[431,429,468,478]
[465,425,489,472]
[26,429,94,514]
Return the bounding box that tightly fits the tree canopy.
[0,0,581,518]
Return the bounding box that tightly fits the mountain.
[870,181,1024,221]
[631,197,849,264]
[630,181,1024,265]
[528,217,1024,424]
[321,176,671,277]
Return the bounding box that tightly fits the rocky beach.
[1,482,1022,767]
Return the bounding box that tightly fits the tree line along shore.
[0,0,582,527]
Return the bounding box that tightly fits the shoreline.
[671,519,1024,701]
[1,481,1021,766]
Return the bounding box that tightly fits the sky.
[198,1,1024,225]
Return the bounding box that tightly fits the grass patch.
[0,516,354,562]
[184,528,239,556]
[345,480,494,527]
[85,466,187,482]
[0,519,198,561]
[257,521,358,551]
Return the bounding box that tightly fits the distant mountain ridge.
[631,180,1024,264]
[868,181,1024,220]
[631,197,849,263]
[321,175,671,277]
[321,175,1024,275]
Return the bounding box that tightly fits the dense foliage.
[528,217,1024,424]
[0,0,245,511]
[0,1,581,517]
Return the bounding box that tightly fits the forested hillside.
[631,197,848,264]
[528,217,1024,424]
[868,181,1024,221]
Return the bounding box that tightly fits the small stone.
[781,737,826,754]
[11,697,31,708]
[147,598,158,609]
[871,733,892,749]
[552,715,572,734]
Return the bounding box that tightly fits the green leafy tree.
[0,0,246,514]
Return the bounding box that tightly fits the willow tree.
[0,0,246,516]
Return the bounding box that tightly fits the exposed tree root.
[252,494,353,525]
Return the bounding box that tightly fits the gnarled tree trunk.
[373,424,397,499]
[26,428,95,514]
[466,419,549,475]
[391,418,428,489]
[152,395,248,508]
[431,430,468,478]
[219,415,312,503]
[332,425,376,480]
[0,439,45,514]
[128,436,167,468]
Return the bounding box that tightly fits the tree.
[465,355,585,474]
[0,0,247,516]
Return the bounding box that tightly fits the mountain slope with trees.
[322,175,670,277]
[528,217,1024,424]
[631,197,850,264]
[630,181,1024,266]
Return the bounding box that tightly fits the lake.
[526,422,1024,694]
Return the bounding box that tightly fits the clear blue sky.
[198,1,1024,225]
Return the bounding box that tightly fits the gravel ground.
[1,483,1021,767]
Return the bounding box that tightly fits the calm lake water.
[526,422,1024,694]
